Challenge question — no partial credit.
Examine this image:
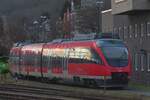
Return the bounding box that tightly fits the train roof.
[21,43,44,50]
[12,33,122,48]
[49,33,120,44]
[45,38,124,48]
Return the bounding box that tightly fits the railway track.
[0,83,114,100]
[0,85,116,100]
[0,81,146,100]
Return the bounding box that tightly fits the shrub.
[0,62,9,75]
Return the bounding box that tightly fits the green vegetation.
[0,62,9,74]
[129,82,150,92]
[0,57,9,75]
[0,56,9,63]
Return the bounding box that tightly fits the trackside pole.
[103,76,106,94]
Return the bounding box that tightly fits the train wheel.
[73,77,80,85]
[51,77,59,83]
[83,79,97,87]
[91,80,98,87]
[13,73,17,79]
[83,79,90,87]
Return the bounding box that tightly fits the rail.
[0,82,145,100]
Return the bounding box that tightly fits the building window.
[141,24,144,37]
[124,26,127,39]
[116,28,119,34]
[132,54,134,69]
[113,28,116,33]
[134,53,139,71]
[135,24,138,38]
[129,25,133,38]
[148,53,150,72]
[73,0,81,9]
[141,54,144,71]
[147,22,150,37]
[119,27,122,39]
[126,26,129,38]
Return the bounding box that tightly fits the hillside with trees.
[0,0,65,55]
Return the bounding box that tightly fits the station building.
[102,0,150,85]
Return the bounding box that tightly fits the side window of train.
[90,49,103,65]
[20,51,24,66]
[25,53,29,66]
[21,53,26,66]
[68,47,103,64]
[51,48,60,68]
[33,53,37,67]
[24,54,27,66]
[51,49,54,68]
[42,49,49,67]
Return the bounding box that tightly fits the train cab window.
[97,39,129,67]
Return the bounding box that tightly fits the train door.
[62,48,69,79]
[48,47,69,79]
[9,50,18,75]
[9,48,22,76]
[19,50,26,76]
[47,49,53,78]
[42,48,52,78]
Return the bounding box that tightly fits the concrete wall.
[133,0,150,10]
[112,0,133,14]
[112,0,150,14]
[102,9,113,33]
[102,8,150,84]
[114,13,150,84]
[81,0,111,10]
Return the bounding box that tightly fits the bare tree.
[74,7,98,34]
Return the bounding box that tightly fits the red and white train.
[9,37,132,87]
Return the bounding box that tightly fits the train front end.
[96,39,131,87]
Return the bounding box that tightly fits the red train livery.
[9,39,132,87]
